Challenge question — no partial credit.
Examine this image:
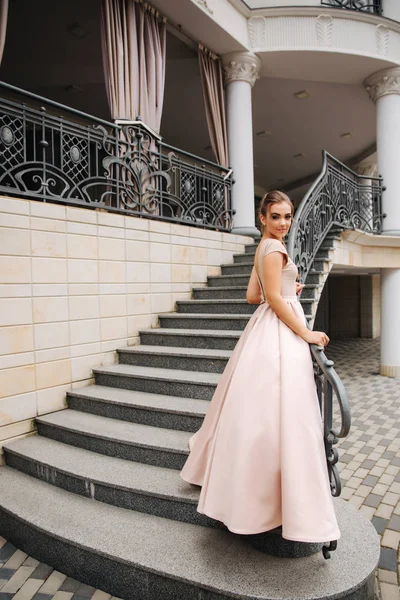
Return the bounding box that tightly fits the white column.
[222,52,261,237]
[364,67,400,235]
[380,269,400,377]
[364,67,400,376]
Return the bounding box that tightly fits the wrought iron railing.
[288,151,384,283]
[0,82,233,231]
[312,344,351,558]
[320,0,382,14]
[312,345,351,498]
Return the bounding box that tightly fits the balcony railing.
[320,0,382,14]
[0,82,233,231]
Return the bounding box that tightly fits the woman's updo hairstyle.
[258,190,294,223]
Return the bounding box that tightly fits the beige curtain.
[198,45,229,168]
[101,0,166,133]
[0,0,8,65]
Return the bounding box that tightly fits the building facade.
[1,0,400,452]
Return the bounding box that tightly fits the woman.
[180,191,340,545]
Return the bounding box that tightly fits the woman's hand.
[303,330,330,347]
[296,282,305,296]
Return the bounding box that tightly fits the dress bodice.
[255,238,298,301]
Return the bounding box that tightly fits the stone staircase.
[0,232,378,600]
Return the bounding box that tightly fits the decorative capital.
[364,67,400,103]
[222,52,261,88]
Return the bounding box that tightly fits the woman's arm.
[263,252,310,339]
[246,267,262,304]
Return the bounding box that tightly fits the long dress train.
[180,238,340,543]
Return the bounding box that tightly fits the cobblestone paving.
[329,338,400,600]
[0,338,399,599]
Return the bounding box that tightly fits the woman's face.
[260,201,292,240]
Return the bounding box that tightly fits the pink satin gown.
[180,238,340,543]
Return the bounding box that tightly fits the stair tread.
[0,467,360,600]
[208,274,250,279]
[177,299,250,304]
[193,286,248,291]
[118,345,232,359]
[93,363,221,384]
[37,409,192,453]
[4,437,198,503]
[139,328,242,338]
[160,313,250,319]
[221,262,253,267]
[69,385,209,416]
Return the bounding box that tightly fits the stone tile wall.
[0,196,251,457]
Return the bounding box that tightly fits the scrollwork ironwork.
[320,0,382,14]
[312,345,351,497]
[0,82,233,231]
[288,151,384,283]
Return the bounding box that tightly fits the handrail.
[0,83,230,175]
[288,150,384,283]
[161,141,231,173]
[0,83,233,231]
[311,344,351,497]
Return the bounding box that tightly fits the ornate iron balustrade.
[287,151,384,283]
[320,0,382,14]
[0,82,233,231]
[312,344,351,558]
[312,345,351,499]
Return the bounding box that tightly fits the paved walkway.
[0,337,399,600]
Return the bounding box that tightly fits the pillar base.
[231,226,260,238]
[380,364,400,377]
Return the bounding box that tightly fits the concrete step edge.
[160,313,250,319]
[177,299,251,305]
[4,437,198,506]
[208,274,250,280]
[192,286,248,291]
[0,469,380,600]
[68,385,208,417]
[139,328,242,338]
[93,363,221,385]
[36,410,191,454]
[117,345,231,359]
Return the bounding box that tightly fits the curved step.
[176,299,256,315]
[234,252,255,263]
[93,363,220,400]
[117,344,231,373]
[221,263,253,275]
[244,243,258,253]
[139,328,242,350]
[4,436,219,529]
[0,468,380,600]
[207,274,250,287]
[36,409,191,469]
[159,313,250,331]
[67,385,208,431]
[193,286,248,300]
